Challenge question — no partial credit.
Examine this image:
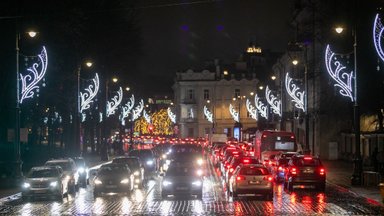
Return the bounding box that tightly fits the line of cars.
[209,142,327,200]
[22,157,88,201]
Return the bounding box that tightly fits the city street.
[0,159,383,216]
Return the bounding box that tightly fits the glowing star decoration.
[132,99,144,121]
[246,98,258,120]
[373,14,384,62]
[20,46,48,104]
[203,105,213,123]
[80,73,100,113]
[265,86,282,117]
[120,94,135,124]
[255,94,268,119]
[285,72,305,112]
[325,45,354,102]
[167,107,176,123]
[106,87,123,117]
[229,104,239,122]
[143,110,151,123]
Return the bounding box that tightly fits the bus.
[254,130,297,163]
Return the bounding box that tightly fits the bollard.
[379,183,384,203]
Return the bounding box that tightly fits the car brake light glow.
[304,157,312,160]
[265,176,273,182]
[278,166,283,171]
[229,168,234,173]
[236,176,245,181]
[320,168,325,175]
[243,159,250,163]
[291,167,297,175]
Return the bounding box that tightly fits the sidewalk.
[323,159,383,205]
[0,153,108,201]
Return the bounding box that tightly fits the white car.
[22,166,70,201]
[45,158,79,193]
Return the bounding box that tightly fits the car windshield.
[46,162,70,171]
[28,169,59,178]
[98,165,128,175]
[294,158,322,166]
[166,166,196,176]
[113,158,140,169]
[240,167,269,175]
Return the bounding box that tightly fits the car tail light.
[243,159,250,164]
[291,167,297,175]
[264,176,273,182]
[229,167,234,173]
[319,168,325,175]
[278,166,283,171]
[226,164,231,169]
[236,176,245,181]
[304,157,312,160]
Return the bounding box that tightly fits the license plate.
[303,170,314,173]
[176,187,188,190]
[34,190,46,193]
[106,185,117,189]
[249,181,260,184]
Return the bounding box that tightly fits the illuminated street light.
[112,77,118,83]
[335,26,344,34]
[292,59,299,65]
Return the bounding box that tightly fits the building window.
[187,89,194,100]
[234,89,240,98]
[203,89,210,100]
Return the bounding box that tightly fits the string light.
[255,94,268,119]
[80,73,100,113]
[132,99,144,121]
[167,107,176,123]
[285,72,305,112]
[229,104,239,122]
[265,86,282,117]
[143,110,151,123]
[246,98,258,120]
[106,87,123,117]
[120,94,135,124]
[203,105,213,123]
[373,13,384,62]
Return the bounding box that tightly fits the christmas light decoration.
[325,45,354,102]
[143,110,151,123]
[373,13,384,62]
[132,99,144,121]
[246,98,258,120]
[20,46,48,104]
[167,107,176,124]
[80,73,100,113]
[204,105,213,123]
[106,87,123,117]
[135,109,173,135]
[81,113,86,122]
[265,86,282,117]
[99,112,103,123]
[120,94,135,124]
[255,94,268,119]
[285,72,305,111]
[229,104,239,122]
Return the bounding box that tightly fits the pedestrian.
[371,147,379,172]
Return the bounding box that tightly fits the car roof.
[31,166,59,170]
[46,158,73,163]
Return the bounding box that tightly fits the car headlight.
[196,169,203,176]
[192,181,202,187]
[165,160,171,165]
[162,154,167,159]
[146,160,154,166]
[162,180,172,186]
[23,182,31,188]
[120,178,129,184]
[50,181,58,187]
[78,167,85,173]
[135,179,140,184]
[94,179,103,185]
[134,171,140,176]
[197,158,203,166]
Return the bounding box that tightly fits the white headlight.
[196,169,203,176]
[94,179,102,185]
[120,178,129,184]
[192,181,202,186]
[197,159,203,165]
[146,160,154,165]
[23,182,31,188]
[162,180,172,186]
[50,181,58,187]
[162,154,167,159]
[134,171,140,176]
[78,167,85,173]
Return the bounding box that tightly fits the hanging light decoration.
[229,104,239,122]
[373,13,384,62]
[132,99,144,121]
[255,94,268,119]
[324,45,354,102]
[203,105,213,123]
[265,86,282,117]
[246,98,258,120]
[106,87,123,117]
[285,72,305,112]
[80,73,100,113]
[120,94,135,124]
[167,107,176,123]
[143,110,151,123]
[20,46,48,104]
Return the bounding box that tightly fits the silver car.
[22,166,69,201]
[45,158,79,193]
[229,164,274,200]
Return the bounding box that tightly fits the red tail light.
[304,157,312,160]
[243,159,250,163]
[236,176,245,181]
[226,164,231,169]
[264,176,273,182]
[291,167,297,175]
[278,166,283,171]
[319,168,325,175]
[229,167,234,173]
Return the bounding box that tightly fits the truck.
[209,133,228,147]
